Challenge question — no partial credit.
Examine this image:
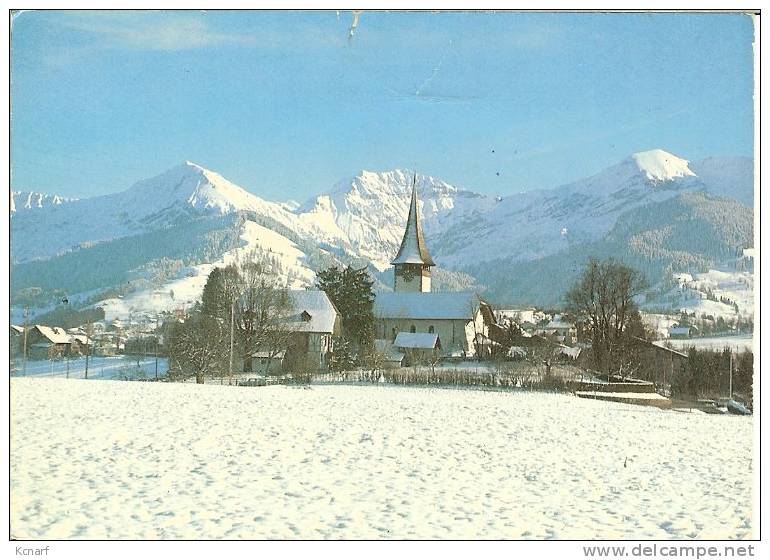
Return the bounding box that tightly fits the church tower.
[391,174,435,293]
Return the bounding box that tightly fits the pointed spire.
[391,173,435,266]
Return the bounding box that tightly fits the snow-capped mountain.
[296,169,498,270]
[11,191,73,214]
[10,161,301,263]
[10,148,754,317]
[431,149,751,269]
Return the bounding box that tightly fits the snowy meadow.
[10,379,753,540]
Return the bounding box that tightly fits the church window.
[428,325,435,333]
[410,325,416,333]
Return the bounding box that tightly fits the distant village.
[9,179,753,415]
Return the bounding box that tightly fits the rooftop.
[374,292,478,320]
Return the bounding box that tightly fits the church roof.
[374,292,478,320]
[391,176,435,266]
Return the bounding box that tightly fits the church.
[373,177,489,358]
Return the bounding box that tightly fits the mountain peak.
[630,149,696,182]
[183,160,206,172]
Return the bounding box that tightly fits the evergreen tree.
[316,265,375,353]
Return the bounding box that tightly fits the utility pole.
[154,316,159,381]
[84,322,91,379]
[229,296,235,385]
[22,305,29,376]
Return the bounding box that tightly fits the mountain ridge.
[10,148,755,315]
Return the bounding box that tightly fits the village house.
[261,289,341,373]
[634,337,689,391]
[25,325,71,360]
[374,176,489,359]
[10,324,24,359]
[536,315,577,345]
[668,325,698,339]
[373,339,405,369]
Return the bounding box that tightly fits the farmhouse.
[259,289,341,373]
[26,325,71,360]
[635,337,690,390]
[374,177,488,358]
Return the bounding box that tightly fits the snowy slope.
[98,220,317,321]
[631,149,696,182]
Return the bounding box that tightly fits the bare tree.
[200,252,295,376]
[565,258,647,375]
[168,314,228,384]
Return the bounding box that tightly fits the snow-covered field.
[660,335,754,353]
[10,356,168,380]
[11,379,753,540]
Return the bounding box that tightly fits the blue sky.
[11,10,755,201]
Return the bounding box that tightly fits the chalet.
[374,176,489,358]
[26,325,71,360]
[69,334,93,356]
[279,289,341,372]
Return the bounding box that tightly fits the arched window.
[410,325,416,333]
[428,325,435,334]
[392,327,397,340]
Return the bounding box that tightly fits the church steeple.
[392,173,434,292]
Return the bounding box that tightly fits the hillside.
[468,192,753,307]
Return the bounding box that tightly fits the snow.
[671,269,754,320]
[99,220,316,322]
[393,332,440,349]
[11,356,168,380]
[33,325,72,344]
[631,149,696,182]
[575,391,669,401]
[10,190,72,213]
[661,335,754,353]
[374,292,477,320]
[11,379,753,539]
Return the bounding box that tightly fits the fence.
[309,364,584,392]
